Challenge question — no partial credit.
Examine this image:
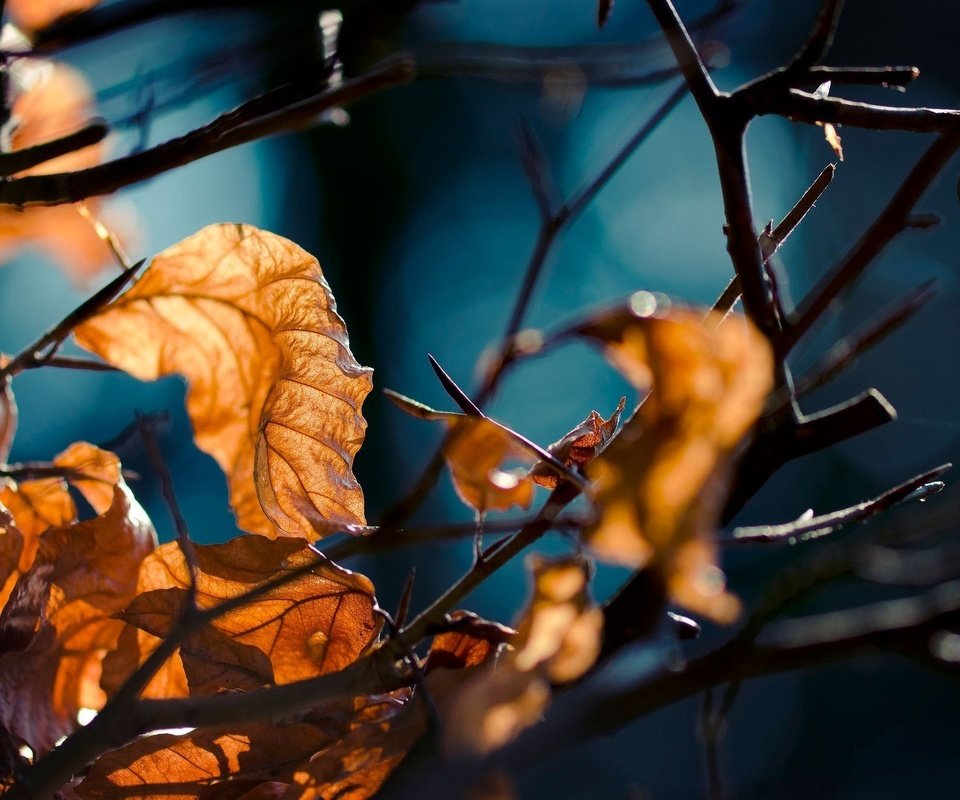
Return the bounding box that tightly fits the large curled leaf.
[8,0,100,33]
[579,302,773,622]
[75,224,373,539]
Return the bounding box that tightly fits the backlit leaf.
[444,555,601,754]
[529,397,625,489]
[75,224,373,539]
[7,0,100,33]
[385,391,537,513]
[0,480,155,753]
[0,61,123,279]
[76,722,337,800]
[108,536,381,697]
[580,305,773,622]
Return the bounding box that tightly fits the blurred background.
[2,0,960,796]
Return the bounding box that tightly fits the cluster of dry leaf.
[0,211,773,796]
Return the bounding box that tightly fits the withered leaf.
[530,397,625,489]
[444,555,601,755]
[76,722,336,800]
[285,691,426,800]
[7,0,100,33]
[0,61,122,279]
[75,224,373,539]
[580,305,773,622]
[110,536,381,698]
[385,391,537,514]
[425,610,514,673]
[0,481,156,753]
[0,441,125,587]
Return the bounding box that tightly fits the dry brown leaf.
[385,392,536,514]
[0,441,124,592]
[284,692,426,800]
[0,481,155,753]
[580,306,773,623]
[424,610,514,673]
[108,536,381,698]
[530,397,625,489]
[75,722,336,800]
[7,0,99,33]
[0,61,123,280]
[75,224,373,539]
[444,555,601,755]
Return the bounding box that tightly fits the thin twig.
[0,121,108,176]
[728,463,950,543]
[783,129,960,354]
[136,416,199,605]
[0,259,144,379]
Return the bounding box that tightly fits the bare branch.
[0,56,415,206]
[729,463,950,544]
[788,0,847,70]
[783,129,960,353]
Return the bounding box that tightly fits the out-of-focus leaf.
[75,722,336,800]
[7,0,100,33]
[579,305,773,622]
[75,224,373,539]
[386,391,537,513]
[530,397,625,489]
[0,61,123,280]
[0,480,155,754]
[107,536,381,698]
[444,555,602,755]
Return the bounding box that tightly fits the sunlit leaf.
[0,61,123,279]
[529,397,625,489]
[286,691,426,800]
[108,536,381,698]
[444,555,601,755]
[76,722,337,800]
[0,480,155,753]
[75,224,373,539]
[385,391,537,513]
[579,305,773,622]
[7,0,100,33]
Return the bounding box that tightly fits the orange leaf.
[109,536,381,697]
[75,224,373,539]
[7,0,99,33]
[444,555,601,755]
[580,306,773,622]
[0,61,122,280]
[385,391,537,514]
[529,397,625,489]
[0,480,156,753]
[75,722,337,800]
